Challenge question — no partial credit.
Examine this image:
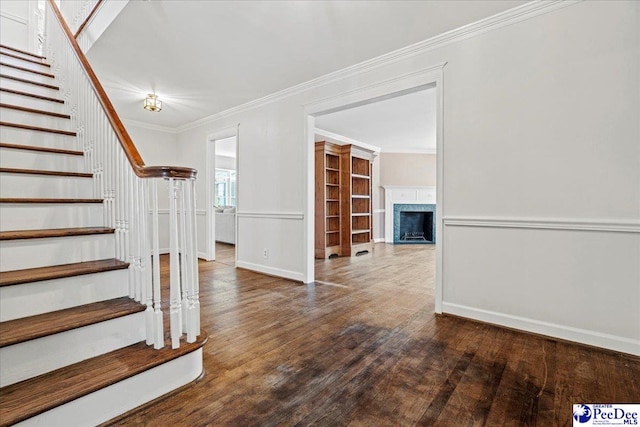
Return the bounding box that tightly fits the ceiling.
[87,0,527,130]
[315,87,436,153]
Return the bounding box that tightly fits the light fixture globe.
[143,94,162,112]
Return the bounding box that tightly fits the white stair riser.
[0,56,51,73]
[0,203,103,232]
[0,269,129,322]
[0,311,146,387]
[0,148,85,172]
[0,49,46,62]
[0,91,67,114]
[0,233,114,271]
[15,349,203,427]
[0,173,94,198]
[0,107,74,131]
[0,126,77,150]
[0,77,61,98]
[0,69,56,85]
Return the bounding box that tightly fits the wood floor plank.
[0,258,129,286]
[0,297,145,348]
[0,332,207,426]
[106,243,640,426]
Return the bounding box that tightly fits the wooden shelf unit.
[315,142,344,258]
[315,142,375,258]
[342,147,374,256]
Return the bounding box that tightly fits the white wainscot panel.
[442,225,640,355]
[236,213,305,282]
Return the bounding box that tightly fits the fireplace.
[393,204,436,244]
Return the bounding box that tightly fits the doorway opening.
[206,126,239,265]
[304,64,444,312]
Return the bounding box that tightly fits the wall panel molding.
[443,216,640,233]
[236,212,304,220]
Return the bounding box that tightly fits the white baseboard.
[442,302,640,356]
[236,261,304,282]
[373,238,385,243]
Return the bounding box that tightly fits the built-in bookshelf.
[343,148,374,256]
[315,142,343,258]
[315,142,375,258]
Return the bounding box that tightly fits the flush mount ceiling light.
[143,94,162,112]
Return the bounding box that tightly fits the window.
[215,169,236,207]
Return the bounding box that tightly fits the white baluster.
[185,178,198,342]
[169,178,183,349]
[151,179,164,349]
[179,179,189,334]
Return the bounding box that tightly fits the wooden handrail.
[74,0,103,39]
[47,0,197,180]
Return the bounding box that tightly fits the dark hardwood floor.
[112,243,640,426]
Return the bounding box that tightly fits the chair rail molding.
[442,216,640,234]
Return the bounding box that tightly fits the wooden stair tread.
[0,62,54,78]
[0,259,129,287]
[0,142,82,156]
[0,88,64,103]
[0,103,69,118]
[0,167,92,178]
[0,122,76,136]
[0,44,46,60]
[0,258,129,286]
[0,297,145,348]
[0,51,50,67]
[0,227,113,241]
[0,198,102,204]
[0,74,58,90]
[0,331,208,426]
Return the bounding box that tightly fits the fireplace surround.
[393,204,436,244]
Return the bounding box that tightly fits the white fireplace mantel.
[383,186,436,243]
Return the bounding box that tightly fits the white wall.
[173,1,639,354]
[0,0,36,52]
[125,123,188,254]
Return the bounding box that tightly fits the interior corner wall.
[173,1,639,354]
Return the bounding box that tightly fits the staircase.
[0,44,206,426]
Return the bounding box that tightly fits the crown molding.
[314,128,380,153]
[122,119,179,134]
[175,0,579,133]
